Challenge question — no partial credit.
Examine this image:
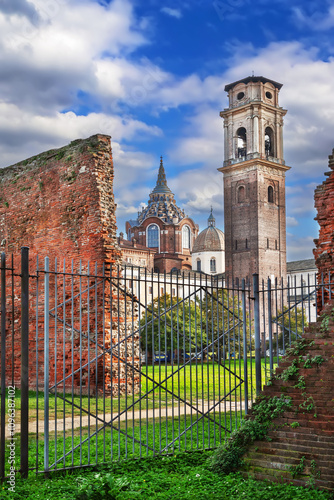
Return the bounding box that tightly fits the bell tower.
[218,76,290,281]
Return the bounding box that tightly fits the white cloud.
[286,216,298,227]
[0,103,161,168]
[286,235,315,261]
[292,5,334,31]
[161,7,182,19]
[0,0,333,257]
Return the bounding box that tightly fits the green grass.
[5,358,277,425]
[4,413,240,476]
[3,450,332,500]
[144,357,278,404]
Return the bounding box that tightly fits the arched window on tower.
[147,224,159,248]
[238,185,245,203]
[236,127,247,158]
[265,127,274,157]
[210,258,216,273]
[268,185,274,203]
[182,225,191,249]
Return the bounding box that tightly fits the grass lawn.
[3,450,332,500]
[4,414,239,476]
[5,358,278,425]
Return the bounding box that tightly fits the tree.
[140,294,200,356]
[201,289,252,360]
[140,290,252,361]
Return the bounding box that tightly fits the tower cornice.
[218,157,291,175]
[220,102,287,119]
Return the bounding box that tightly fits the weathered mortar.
[1,135,140,395]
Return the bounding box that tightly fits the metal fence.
[0,248,331,479]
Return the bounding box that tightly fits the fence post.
[267,278,273,374]
[0,253,6,480]
[21,247,29,478]
[241,279,248,415]
[44,257,49,474]
[253,274,262,395]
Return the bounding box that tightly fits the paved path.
[6,400,251,438]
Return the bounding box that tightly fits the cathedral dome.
[136,156,185,225]
[192,209,225,253]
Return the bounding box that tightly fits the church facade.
[124,158,198,273]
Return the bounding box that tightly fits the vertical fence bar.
[21,246,29,478]
[44,256,50,474]
[0,253,6,480]
[267,279,273,374]
[241,279,248,415]
[253,274,261,395]
[11,255,14,387]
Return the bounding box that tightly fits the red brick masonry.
[0,135,139,394]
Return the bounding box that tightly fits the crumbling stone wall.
[0,134,140,395]
[314,150,334,310]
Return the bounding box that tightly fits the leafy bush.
[208,395,292,474]
[75,473,131,499]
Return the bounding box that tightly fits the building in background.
[219,76,290,283]
[117,232,155,270]
[124,157,198,273]
[192,209,225,275]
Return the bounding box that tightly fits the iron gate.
[0,248,331,479]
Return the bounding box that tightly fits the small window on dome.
[237,92,245,100]
[196,259,201,272]
[266,91,273,99]
[210,258,216,273]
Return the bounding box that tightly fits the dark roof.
[287,259,317,273]
[224,76,283,92]
[127,219,138,228]
[119,240,153,252]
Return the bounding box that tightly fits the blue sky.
[1,0,334,260]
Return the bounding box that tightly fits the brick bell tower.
[218,76,290,282]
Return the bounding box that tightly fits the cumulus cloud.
[286,235,315,261]
[0,0,332,254]
[0,0,39,21]
[286,216,298,227]
[292,4,334,31]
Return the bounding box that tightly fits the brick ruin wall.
[0,134,140,395]
[314,150,334,310]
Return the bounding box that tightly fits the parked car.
[266,349,285,357]
[153,352,168,363]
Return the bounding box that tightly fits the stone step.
[273,418,334,430]
[244,454,334,479]
[247,444,334,463]
[282,411,334,420]
[246,470,333,491]
[273,428,334,442]
[244,322,334,490]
